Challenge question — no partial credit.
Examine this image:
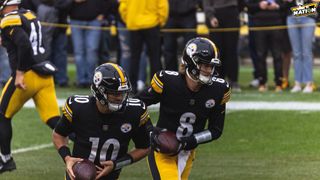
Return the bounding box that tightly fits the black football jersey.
[138,70,231,140]
[0,8,48,72]
[55,95,150,178]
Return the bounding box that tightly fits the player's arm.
[2,19,32,89]
[52,97,82,179]
[179,85,231,151]
[137,71,165,105]
[2,26,33,71]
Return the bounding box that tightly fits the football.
[72,159,96,180]
[157,131,179,154]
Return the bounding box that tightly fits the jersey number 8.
[176,112,196,140]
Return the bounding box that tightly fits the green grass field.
[2,65,320,179]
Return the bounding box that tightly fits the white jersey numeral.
[176,112,196,140]
[89,137,120,162]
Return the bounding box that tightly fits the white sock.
[1,154,12,163]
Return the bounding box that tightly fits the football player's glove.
[149,127,167,152]
[179,135,198,151]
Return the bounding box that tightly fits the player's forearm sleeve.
[207,104,225,141]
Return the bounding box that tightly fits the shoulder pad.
[151,70,179,94]
[0,14,22,29]
[211,77,230,105]
[126,98,149,126]
[22,11,36,20]
[127,98,145,108]
[62,96,74,123]
[61,95,91,122]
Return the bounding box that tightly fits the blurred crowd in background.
[0,0,320,93]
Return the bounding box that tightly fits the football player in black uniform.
[138,37,231,180]
[0,0,60,173]
[52,63,151,180]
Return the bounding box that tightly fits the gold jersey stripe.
[62,103,73,122]
[23,11,36,20]
[221,91,231,105]
[109,63,125,86]
[154,74,163,87]
[140,111,149,121]
[139,113,150,126]
[0,15,22,29]
[151,76,163,94]
[62,107,72,122]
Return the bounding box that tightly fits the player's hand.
[150,127,167,152]
[65,156,83,180]
[15,70,26,90]
[210,17,219,28]
[179,135,198,151]
[259,1,269,10]
[96,161,114,179]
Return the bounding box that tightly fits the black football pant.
[208,5,240,82]
[129,26,162,93]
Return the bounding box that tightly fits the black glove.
[179,135,198,151]
[149,127,167,152]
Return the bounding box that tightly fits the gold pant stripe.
[0,70,60,122]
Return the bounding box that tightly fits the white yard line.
[15,99,320,154]
[12,143,53,154]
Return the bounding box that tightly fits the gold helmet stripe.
[201,37,218,59]
[108,63,125,86]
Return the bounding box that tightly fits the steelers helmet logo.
[186,43,197,58]
[121,123,132,133]
[93,71,103,86]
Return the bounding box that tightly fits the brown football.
[157,131,179,154]
[72,159,96,180]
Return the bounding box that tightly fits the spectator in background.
[37,0,58,58]
[69,0,106,88]
[163,0,198,71]
[115,10,149,92]
[50,0,72,87]
[119,0,169,93]
[37,0,70,87]
[246,0,284,92]
[280,6,292,90]
[0,45,10,87]
[285,0,316,93]
[203,0,242,92]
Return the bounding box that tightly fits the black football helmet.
[91,63,132,112]
[0,0,20,11]
[181,37,221,84]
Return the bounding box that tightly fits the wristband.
[194,130,212,144]
[113,154,133,171]
[58,146,71,162]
